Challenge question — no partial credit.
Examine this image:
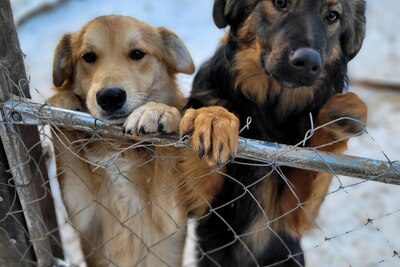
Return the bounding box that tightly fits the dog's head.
[213,0,366,88]
[52,15,194,124]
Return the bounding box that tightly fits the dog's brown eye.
[129,49,146,60]
[82,52,97,64]
[326,11,340,24]
[274,0,289,9]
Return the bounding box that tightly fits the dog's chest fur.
[60,139,186,266]
[188,37,347,265]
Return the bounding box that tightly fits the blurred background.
[10,0,400,266]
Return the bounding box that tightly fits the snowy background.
[10,0,400,266]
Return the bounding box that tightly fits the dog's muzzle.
[264,47,323,88]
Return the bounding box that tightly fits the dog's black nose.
[289,48,322,78]
[96,88,127,112]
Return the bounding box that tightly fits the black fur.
[188,37,344,267]
[187,0,366,266]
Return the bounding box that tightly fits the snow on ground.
[303,85,400,267]
[348,1,400,84]
[13,0,400,266]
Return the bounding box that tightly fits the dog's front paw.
[47,91,84,111]
[123,102,181,135]
[317,92,367,139]
[180,106,240,166]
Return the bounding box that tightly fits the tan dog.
[47,15,224,267]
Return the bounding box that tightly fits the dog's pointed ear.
[158,27,195,74]
[53,33,74,88]
[213,0,246,28]
[341,1,366,61]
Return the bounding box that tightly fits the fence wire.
[1,73,400,266]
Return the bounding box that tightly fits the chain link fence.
[2,1,400,266]
[1,67,400,266]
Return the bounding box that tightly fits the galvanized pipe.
[1,96,400,185]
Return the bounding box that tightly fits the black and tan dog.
[180,0,367,266]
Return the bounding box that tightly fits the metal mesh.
[1,70,400,267]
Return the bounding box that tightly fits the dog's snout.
[289,48,322,77]
[96,88,127,112]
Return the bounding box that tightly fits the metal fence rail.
[2,96,399,185]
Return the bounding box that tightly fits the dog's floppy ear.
[213,0,246,28]
[158,27,195,74]
[341,1,366,61]
[53,33,74,88]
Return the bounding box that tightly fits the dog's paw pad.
[123,102,181,136]
[180,106,239,166]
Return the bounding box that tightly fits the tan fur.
[231,2,346,117]
[245,93,367,253]
[183,0,367,263]
[231,5,363,242]
[178,94,367,257]
[180,106,240,165]
[233,17,318,115]
[48,15,222,267]
[233,41,316,114]
[278,93,367,236]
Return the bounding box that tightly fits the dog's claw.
[217,159,222,168]
[180,106,240,166]
[180,131,191,138]
[139,125,147,135]
[124,102,180,136]
[158,123,164,133]
[198,147,205,159]
[218,144,224,154]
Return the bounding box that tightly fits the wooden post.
[0,74,34,266]
[0,0,63,265]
